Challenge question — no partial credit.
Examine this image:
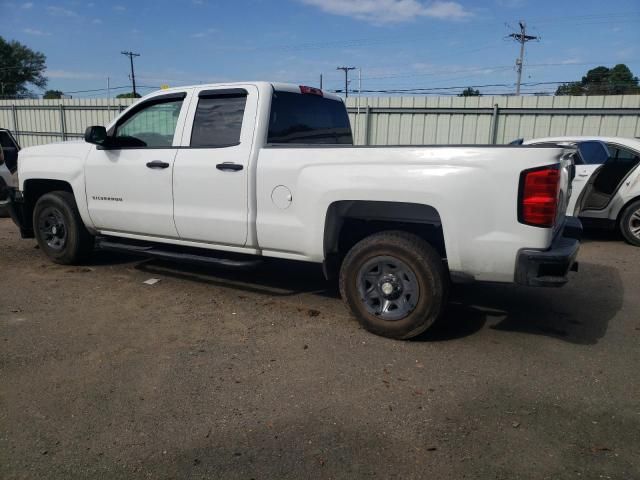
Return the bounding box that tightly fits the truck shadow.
[135,257,337,298]
[580,228,623,244]
[134,257,622,346]
[421,261,623,345]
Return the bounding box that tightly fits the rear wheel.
[33,191,94,264]
[620,199,640,247]
[339,231,448,340]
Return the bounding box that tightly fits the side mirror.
[84,126,108,146]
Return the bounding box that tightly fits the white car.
[523,137,640,246]
[6,82,581,339]
[0,129,20,218]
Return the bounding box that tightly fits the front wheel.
[339,231,448,340]
[620,199,640,247]
[33,191,94,264]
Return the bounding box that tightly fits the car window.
[0,131,17,149]
[577,141,610,165]
[606,144,640,166]
[115,99,184,148]
[190,92,247,148]
[268,91,353,144]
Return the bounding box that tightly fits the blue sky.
[2,0,639,97]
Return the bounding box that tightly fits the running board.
[96,237,263,269]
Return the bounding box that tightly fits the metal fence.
[0,98,136,147]
[347,95,640,145]
[1,95,639,148]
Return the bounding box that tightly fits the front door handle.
[146,161,170,169]
[216,162,243,172]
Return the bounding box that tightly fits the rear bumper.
[4,188,33,238]
[515,216,582,287]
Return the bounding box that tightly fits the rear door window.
[190,90,247,148]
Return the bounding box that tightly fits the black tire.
[0,206,9,218]
[619,199,640,247]
[33,191,94,264]
[339,230,448,340]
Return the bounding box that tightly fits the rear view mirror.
[84,126,108,146]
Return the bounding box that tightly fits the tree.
[0,36,47,97]
[116,92,142,99]
[555,64,639,96]
[459,87,481,97]
[43,90,64,99]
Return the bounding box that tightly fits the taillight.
[299,85,323,96]
[518,166,560,228]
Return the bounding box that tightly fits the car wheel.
[33,191,94,264]
[620,199,640,247]
[339,230,448,340]
[0,206,9,218]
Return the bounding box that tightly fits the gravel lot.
[1,217,639,479]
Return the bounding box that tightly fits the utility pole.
[336,66,356,98]
[121,51,140,97]
[508,21,538,96]
[320,74,323,90]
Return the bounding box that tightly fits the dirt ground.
[1,217,639,479]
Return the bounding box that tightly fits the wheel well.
[617,195,640,225]
[323,201,446,280]
[20,179,74,236]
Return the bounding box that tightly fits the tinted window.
[606,144,640,167]
[0,131,17,149]
[191,94,246,148]
[577,141,610,165]
[115,99,183,148]
[268,91,353,144]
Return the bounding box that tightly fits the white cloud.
[92,18,102,24]
[299,0,472,24]
[191,27,217,38]
[113,5,126,11]
[496,0,526,7]
[22,2,33,8]
[46,70,104,80]
[47,6,78,17]
[23,27,50,36]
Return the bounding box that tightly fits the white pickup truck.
[6,82,581,339]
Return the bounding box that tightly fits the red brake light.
[299,85,323,96]
[519,166,560,228]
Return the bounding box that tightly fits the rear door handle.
[146,161,170,169]
[216,162,243,172]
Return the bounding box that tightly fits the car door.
[85,92,190,238]
[568,141,609,215]
[577,143,640,214]
[172,85,258,246]
[0,130,20,179]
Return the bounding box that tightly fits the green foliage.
[459,87,481,97]
[555,64,640,96]
[116,92,142,99]
[43,90,64,99]
[0,36,47,97]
